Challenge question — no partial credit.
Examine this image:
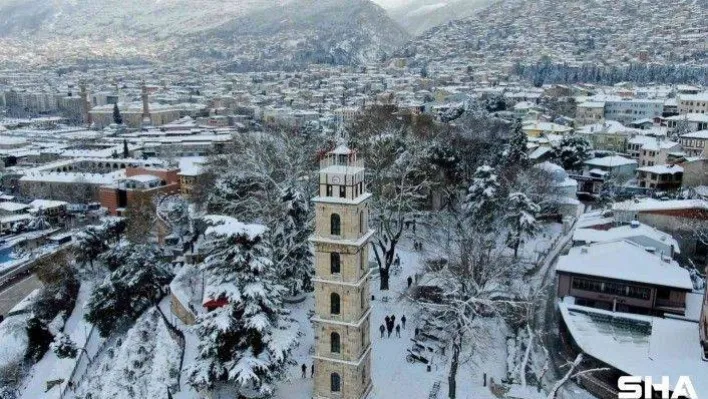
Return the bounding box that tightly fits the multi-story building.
[311,145,373,399]
[637,139,681,167]
[603,98,664,125]
[678,92,708,115]
[575,120,634,152]
[636,164,683,190]
[575,101,605,126]
[679,130,708,156]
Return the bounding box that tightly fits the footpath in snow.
[20,283,103,399]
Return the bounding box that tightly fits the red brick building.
[99,167,180,216]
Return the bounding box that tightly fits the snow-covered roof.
[177,156,205,177]
[29,199,68,209]
[330,144,353,155]
[613,198,708,213]
[0,202,29,212]
[636,164,683,174]
[559,302,708,396]
[583,156,637,167]
[573,222,680,254]
[203,215,267,240]
[556,240,692,290]
[681,130,708,139]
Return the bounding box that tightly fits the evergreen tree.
[123,139,129,158]
[504,118,529,168]
[464,164,501,228]
[504,192,540,258]
[186,216,296,396]
[552,135,592,171]
[113,103,123,125]
[85,243,172,337]
[272,185,313,296]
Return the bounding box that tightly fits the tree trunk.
[514,241,520,258]
[379,267,390,290]
[448,335,461,399]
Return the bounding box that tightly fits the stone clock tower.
[311,144,373,399]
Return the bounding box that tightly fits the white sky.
[371,0,415,9]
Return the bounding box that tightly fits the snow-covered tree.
[271,185,313,296]
[505,192,541,258]
[74,308,181,399]
[74,218,126,272]
[464,164,502,228]
[504,119,529,169]
[85,243,172,337]
[186,216,296,396]
[50,333,79,359]
[552,135,592,171]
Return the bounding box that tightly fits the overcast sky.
[371,0,414,9]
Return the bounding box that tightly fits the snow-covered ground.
[19,283,103,399]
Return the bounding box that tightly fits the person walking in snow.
[311,364,314,378]
[386,321,393,338]
[407,276,413,288]
[301,363,307,378]
[379,324,385,338]
[395,324,401,338]
[391,314,396,326]
[401,314,407,329]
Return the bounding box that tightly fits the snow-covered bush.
[50,333,78,359]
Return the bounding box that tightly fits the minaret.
[79,82,92,126]
[311,144,373,399]
[141,81,152,127]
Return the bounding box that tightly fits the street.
[0,274,43,316]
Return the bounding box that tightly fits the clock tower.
[311,144,373,399]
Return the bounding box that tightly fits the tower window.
[339,185,346,198]
[326,184,333,196]
[331,373,341,392]
[359,211,365,234]
[330,293,341,315]
[331,332,341,353]
[330,252,341,274]
[330,214,341,236]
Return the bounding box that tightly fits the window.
[330,293,341,315]
[330,214,341,236]
[339,185,346,198]
[331,373,341,392]
[330,253,341,274]
[359,211,365,234]
[571,277,650,300]
[657,288,671,300]
[331,332,341,353]
[326,185,333,196]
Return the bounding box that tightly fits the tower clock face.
[331,176,341,184]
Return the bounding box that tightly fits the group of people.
[379,314,407,338]
[412,241,423,251]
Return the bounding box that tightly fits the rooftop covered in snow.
[556,240,692,290]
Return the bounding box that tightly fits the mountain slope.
[397,0,708,67]
[0,0,408,69]
[387,0,492,36]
